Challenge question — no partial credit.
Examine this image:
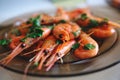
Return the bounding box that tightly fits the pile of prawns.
[0,8,119,71]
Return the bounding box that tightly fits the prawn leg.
[31,35,58,70]
[45,40,75,71]
[0,27,52,65]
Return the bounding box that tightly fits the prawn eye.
[59,34,63,38]
[43,50,49,55]
[41,20,44,22]
[21,43,26,48]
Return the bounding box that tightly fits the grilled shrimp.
[74,32,99,59]
[53,22,81,41]
[45,40,75,71]
[0,27,52,65]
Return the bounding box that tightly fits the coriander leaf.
[34,62,39,67]
[88,19,99,28]
[56,39,63,44]
[72,29,81,37]
[47,25,54,30]
[20,37,27,42]
[11,29,21,36]
[100,18,109,25]
[60,20,66,23]
[0,39,11,46]
[102,18,109,23]
[81,13,87,20]
[84,43,95,50]
[72,43,80,50]
[27,29,43,38]
[29,15,41,27]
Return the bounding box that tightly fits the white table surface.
[0,0,120,80]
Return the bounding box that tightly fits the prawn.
[67,8,91,20]
[88,23,116,38]
[75,13,116,38]
[32,35,58,70]
[53,22,81,41]
[74,32,99,59]
[41,8,69,25]
[0,27,52,65]
[45,40,76,71]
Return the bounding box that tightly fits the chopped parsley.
[27,29,43,38]
[102,18,109,23]
[20,37,26,42]
[88,19,99,28]
[21,15,44,42]
[72,29,81,37]
[29,15,41,27]
[84,43,95,50]
[60,20,66,23]
[81,13,88,20]
[11,29,21,36]
[47,25,54,29]
[56,39,63,44]
[33,62,39,67]
[100,18,109,25]
[72,43,80,50]
[0,39,11,46]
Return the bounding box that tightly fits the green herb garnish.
[11,29,21,36]
[102,18,109,23]
[56,39,63,44]
[47,25,54,29]
[72,43,80,50]
[29,15,41,27]
[21,15,44,41]
[81,13,87,20]
[0,39,11,46]
[20,37,27,42]
[72,29,81,37]
[100,18,109,25]
[88,19,99,28]
[28,28,43,38]
[60,20,66,23]
[34,62,39,67]
[84,43,95,50]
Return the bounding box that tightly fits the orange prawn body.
[88,24,115,39]
[74,32,99,59]
[53,22,81,41]
[45,40,76,71]
[0,27,52,65]
[33,35,58,70]
[41,8,69,25]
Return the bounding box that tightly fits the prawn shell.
[74,32,99,59]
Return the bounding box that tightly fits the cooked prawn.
[0,27,52,65]
[53,22,81,41]
[88,24,115,38]
[32,35,58,70]
[74,32,99,59]
[41,8,69,25]
[45,40,75,71]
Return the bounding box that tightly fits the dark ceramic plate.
[0,10,120,77]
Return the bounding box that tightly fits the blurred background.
[0,0,120,80]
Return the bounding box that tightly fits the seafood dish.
[0,8,119,72]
